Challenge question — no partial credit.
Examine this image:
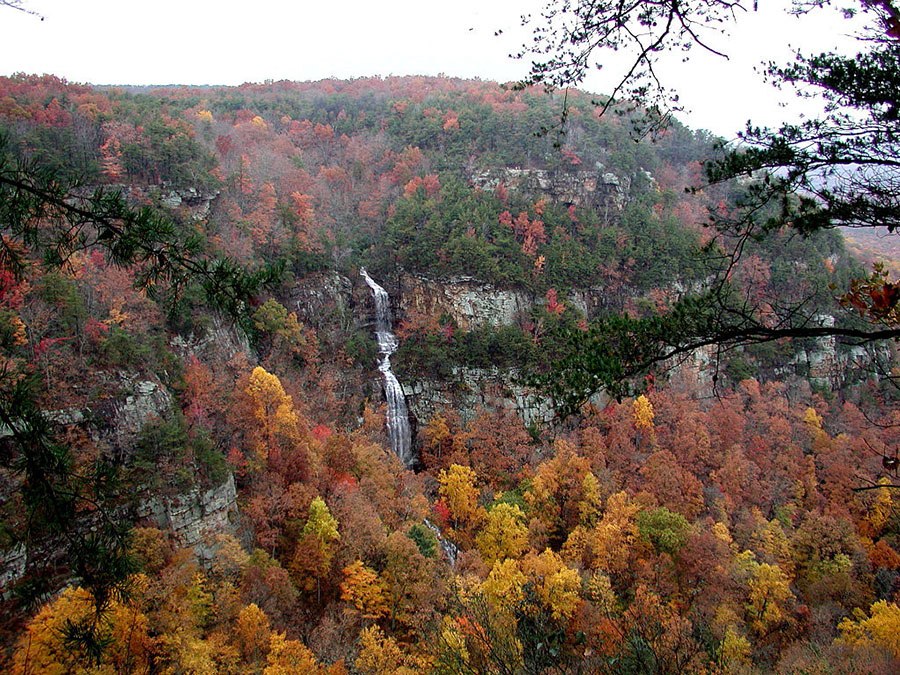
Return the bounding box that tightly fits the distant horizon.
[2,0,867,137]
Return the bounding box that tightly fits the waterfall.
[424,518,459,567]
[360,269,414,465]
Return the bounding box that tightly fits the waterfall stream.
[424,518,459,567]
[360,269,414,465]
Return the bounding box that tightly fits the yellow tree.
[234,603,273,667]
[264,632,325,675]
[521,549,582,621]
[243,366,303,471]
[454,551,582,673]
[524,440,594,547]
[838,600,900,660]
[186,572,215,630]
[859,479,894,539]
[292,496,340,603]
[633,394,654,430]
[355,625,423,675]
[563,490,640,574]
[482,558,526,616]
[632,394,657,450]
[577,471,605,527]
[586,570,619,613]
[462,561,528,670]
[165,632,238,675]
[303,496,340,544]
[438,464,485,537]
[476,503,529,566]
[11,585,154,675]
[341,560,389,620]
[421,414,466,466]
[746,562,795,635]
[718,626,751,673]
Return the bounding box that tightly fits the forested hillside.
[2,73,900,674]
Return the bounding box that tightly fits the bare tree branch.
[1,0,44,20]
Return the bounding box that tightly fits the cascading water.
[424,518,459,567]
[360,269,414,465]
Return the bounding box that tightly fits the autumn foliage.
[2,73,899,675]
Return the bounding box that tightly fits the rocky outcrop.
[399,274,638,329]
[109,375,173,446]
[0,545,26,594]
[567,286,619,321]
[170,317,252,363]
[130,185,218,222]
[403,366,556,428]
[291,271,354,330]
[1,373,172,447]
[2,475,240,594]
[400,274,534,330]
[138,474,239,560]
[472,167,628,211]
[788,315,885,389]
[156,187,216,219]
[92,183,219,222]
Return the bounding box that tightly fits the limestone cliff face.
[395,274,615,427]
[400,274,534,330]
[786,315,883,390]
[2,365,234,588]
[291,271,355,330]
[472,167,628,211]
[122,184,218,222]
[137,474,239,559]
[4,372,176,455]
[1,475,239,591]
[170,316,251,364]
[108,374,173,448]
[403,367,556,429]
[155,186,217,219]
[105,371,238,553]
[0,545,25,593]
[399,274,636,328]
[285,268,858,448]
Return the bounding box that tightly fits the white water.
[424,518,458,567]
[360,269,414,465]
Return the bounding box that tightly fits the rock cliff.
[403,366,556,429]
[107,374,173,448]
[170,316,252,364]
[136,474,239,559]
[291,271,355,330]
[400,274,534,330]
[472,167,628,211]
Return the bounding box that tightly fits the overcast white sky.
[1,0,864,138]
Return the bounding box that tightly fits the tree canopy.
[0,130,279,656]
[519,0,900,412]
